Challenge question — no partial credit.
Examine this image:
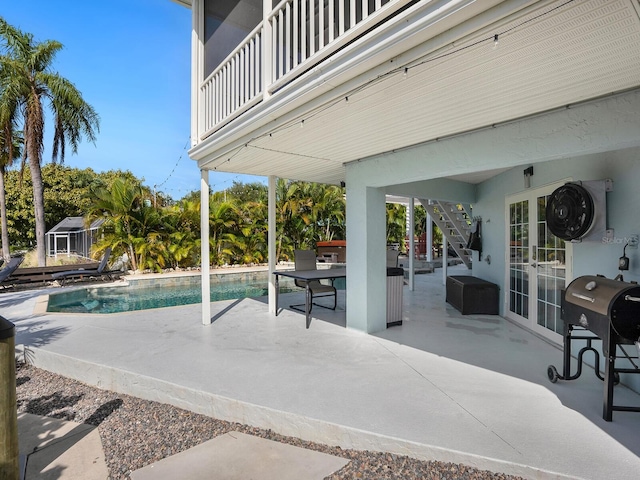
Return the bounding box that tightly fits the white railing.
[269,0,392,84]
[200,24,264,134]
[200,0,399,138]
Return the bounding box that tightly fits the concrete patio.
[4,264,640,479]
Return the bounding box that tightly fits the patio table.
[273,268,346,328]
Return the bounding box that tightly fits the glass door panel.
[508,199,529,319]
[506,184,570,342]
[536,195,566,335]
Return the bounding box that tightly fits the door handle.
[531,262,537,268]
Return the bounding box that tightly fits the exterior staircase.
[419,200,472,269]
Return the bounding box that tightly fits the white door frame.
[504,181,573,344]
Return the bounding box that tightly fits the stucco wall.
[473,147,640,392]
[474,147,640,292]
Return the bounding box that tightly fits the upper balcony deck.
[186,0,640,186]
[197,0,412,139]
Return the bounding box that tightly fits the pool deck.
[4,264,640,480]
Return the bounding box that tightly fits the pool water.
[46,274,300,314]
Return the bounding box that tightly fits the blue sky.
[2,0,265,199]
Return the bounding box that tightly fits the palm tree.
[312,184,345,242]
[0,87,22,260]
[235,196,267,264]
[87,177,144,271]
[0,18,99,266]
[275,179,314,260]
[134,207,170,272]
[208,198,239,266]
[166,199,201,268]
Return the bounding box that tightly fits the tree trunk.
[129,244,137,271]
[28,158,47,266]
[126,229,137,272]
[0,168,10,260]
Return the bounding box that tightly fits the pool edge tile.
[33,294,49,315]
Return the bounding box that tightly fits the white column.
[201,169,211,325]
[426,212,433,262]
[191,0,203,146]
[263,0,272,100]
[442,238,448,285]
[268,175,277,314]
[408,198,415,291]
[346,184,386,333]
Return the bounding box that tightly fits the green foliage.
[87,176,147,271]
[386,203,406,250]
[0,165,145,250]
[166,199,201,268]
[414,205,426,237]
[0,161,412,271]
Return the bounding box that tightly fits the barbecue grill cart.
[548,275,640,421]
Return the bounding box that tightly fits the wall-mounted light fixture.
[524,166,534,189]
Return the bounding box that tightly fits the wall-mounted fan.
[546,183,594,241]
[546,180,612,242]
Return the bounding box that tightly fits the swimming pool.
[46,271,302,314]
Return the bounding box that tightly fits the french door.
[505,183,572,342]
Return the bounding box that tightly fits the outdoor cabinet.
[446,275,499,315]
[387,267,404,326]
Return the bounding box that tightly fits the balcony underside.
[190,0,640,186]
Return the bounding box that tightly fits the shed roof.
[46,217,104,234]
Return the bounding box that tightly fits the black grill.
[547,275,640,421]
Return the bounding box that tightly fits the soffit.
[196,0,640,186]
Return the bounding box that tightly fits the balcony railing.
[199,0,404,139]
[200,24,264,135]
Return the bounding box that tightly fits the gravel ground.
[16,362,525,480]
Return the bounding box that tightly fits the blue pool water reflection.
[47,271,346,314]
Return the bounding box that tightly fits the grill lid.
[565,276,640,317]
[565,275,640,341]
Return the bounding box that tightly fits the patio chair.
[290,249,337,313]
[0,256,25,290]
[51,248,122,286]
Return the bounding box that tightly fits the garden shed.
[45,217,103,259]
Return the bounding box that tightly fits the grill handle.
[624,295,640,303]
[571,292,595,303]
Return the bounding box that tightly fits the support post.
[442,238,448,285]
[0,316,18,480]
[268,175,277,314]
[426,211,433,262]
[192,0,204,145]
[408,198,415,291]
[201,170,211,325]
[345,184,386,332]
